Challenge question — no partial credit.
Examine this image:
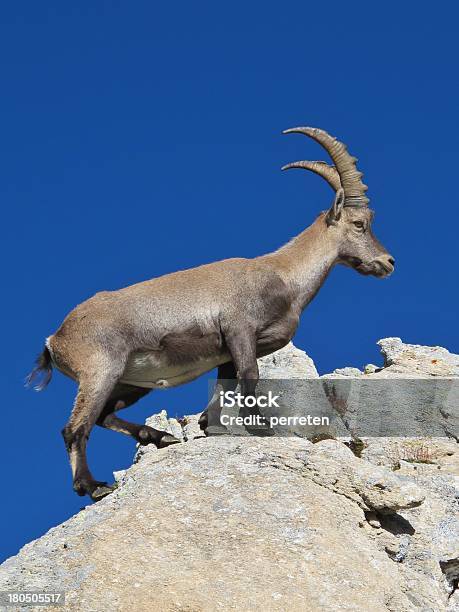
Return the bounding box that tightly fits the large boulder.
[1,339,458,611]
[3,434,456,612]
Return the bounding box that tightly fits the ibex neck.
[263,214,339,311]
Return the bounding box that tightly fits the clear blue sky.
[1,2,457,561]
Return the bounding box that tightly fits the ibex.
[28,127,394,500]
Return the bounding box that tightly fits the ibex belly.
[120,350,229,389]
[119,317,297,389]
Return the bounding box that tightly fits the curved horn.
[283,127,369,206]
[281,161,341,192]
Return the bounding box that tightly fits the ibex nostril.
[388,257,395,267]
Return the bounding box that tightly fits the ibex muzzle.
[28,126,394,501]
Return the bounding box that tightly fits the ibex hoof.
[137,426,180,447]
[73,478,116,499]
[91,483,118,502]
[159,433,181,448]
[198,411,208,431]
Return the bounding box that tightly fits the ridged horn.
[283,127,369,206]
[281,161,341,192]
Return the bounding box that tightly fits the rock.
[322,366,362,378]
[181,414,206,441]
[322,338,459,379]
[112,469,126,483]
[143,408,171,432]
[2,339,459,610]
[257,342,319,378]
[360,435,459,609]
[302,439,425,513]
[214,340,458,440]
[1,435,454,611]
[320,339,459,439]
[134,412,207,463]
[360,437,458,471]
[376,337,459,377]
[166,417,184,441]
[134,410,184,463]
[365,512,381,528]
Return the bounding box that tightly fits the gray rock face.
[329,366,363,377]
[320,339,459,439]
[2,435,457,611]
[257,341,319,378]
[134,410,204,462]
[324,337,459,378]
[1,339,458,611]
[376,337,459,378]
[360,436,459,607]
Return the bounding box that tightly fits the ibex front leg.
[224,328,273,436]
[199,362,238,435]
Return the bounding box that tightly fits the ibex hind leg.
[61,355,128,501]
[96,383,180,448]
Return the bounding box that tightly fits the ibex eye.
[353,221,364,229]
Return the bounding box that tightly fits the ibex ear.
[326,187,345,226]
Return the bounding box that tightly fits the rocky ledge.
[0,339,458,611]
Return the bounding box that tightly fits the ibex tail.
[26,345,53,391]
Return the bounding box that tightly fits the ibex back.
[28,127,394,500]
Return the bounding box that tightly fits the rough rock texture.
[377,338,459,377]
[1,339,458,611]
[257,342,319,378]
[133,411,205,464]
[1,436,453,612]
[320,339,459,440]
[324,337,459,379]
[359,436,459,607]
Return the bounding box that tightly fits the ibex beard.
[27,127,394,501]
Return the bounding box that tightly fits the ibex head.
[282,127,395,278]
